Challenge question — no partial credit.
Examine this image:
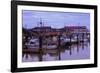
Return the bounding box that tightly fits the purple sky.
[22,10,90,30]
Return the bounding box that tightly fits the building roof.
[33,26,51,29]
[63,26,87,29]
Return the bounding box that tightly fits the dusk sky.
[22,10,90,29]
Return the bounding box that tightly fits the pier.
[22,20,90,61]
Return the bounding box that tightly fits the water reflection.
[22,41,90,62]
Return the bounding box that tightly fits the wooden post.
[77,34,79,43]
[77,34,79,52]
[58,35,61,60]
[70,35,71,44]
[58,35,61,47]
[69,35,72,55]
[82,33,84,50]
[39,36,42,48]
[38,36,43,61]
[88,33,90,43]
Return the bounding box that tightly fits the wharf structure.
[22,19,90,56]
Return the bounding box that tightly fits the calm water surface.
[22,41,90,62]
